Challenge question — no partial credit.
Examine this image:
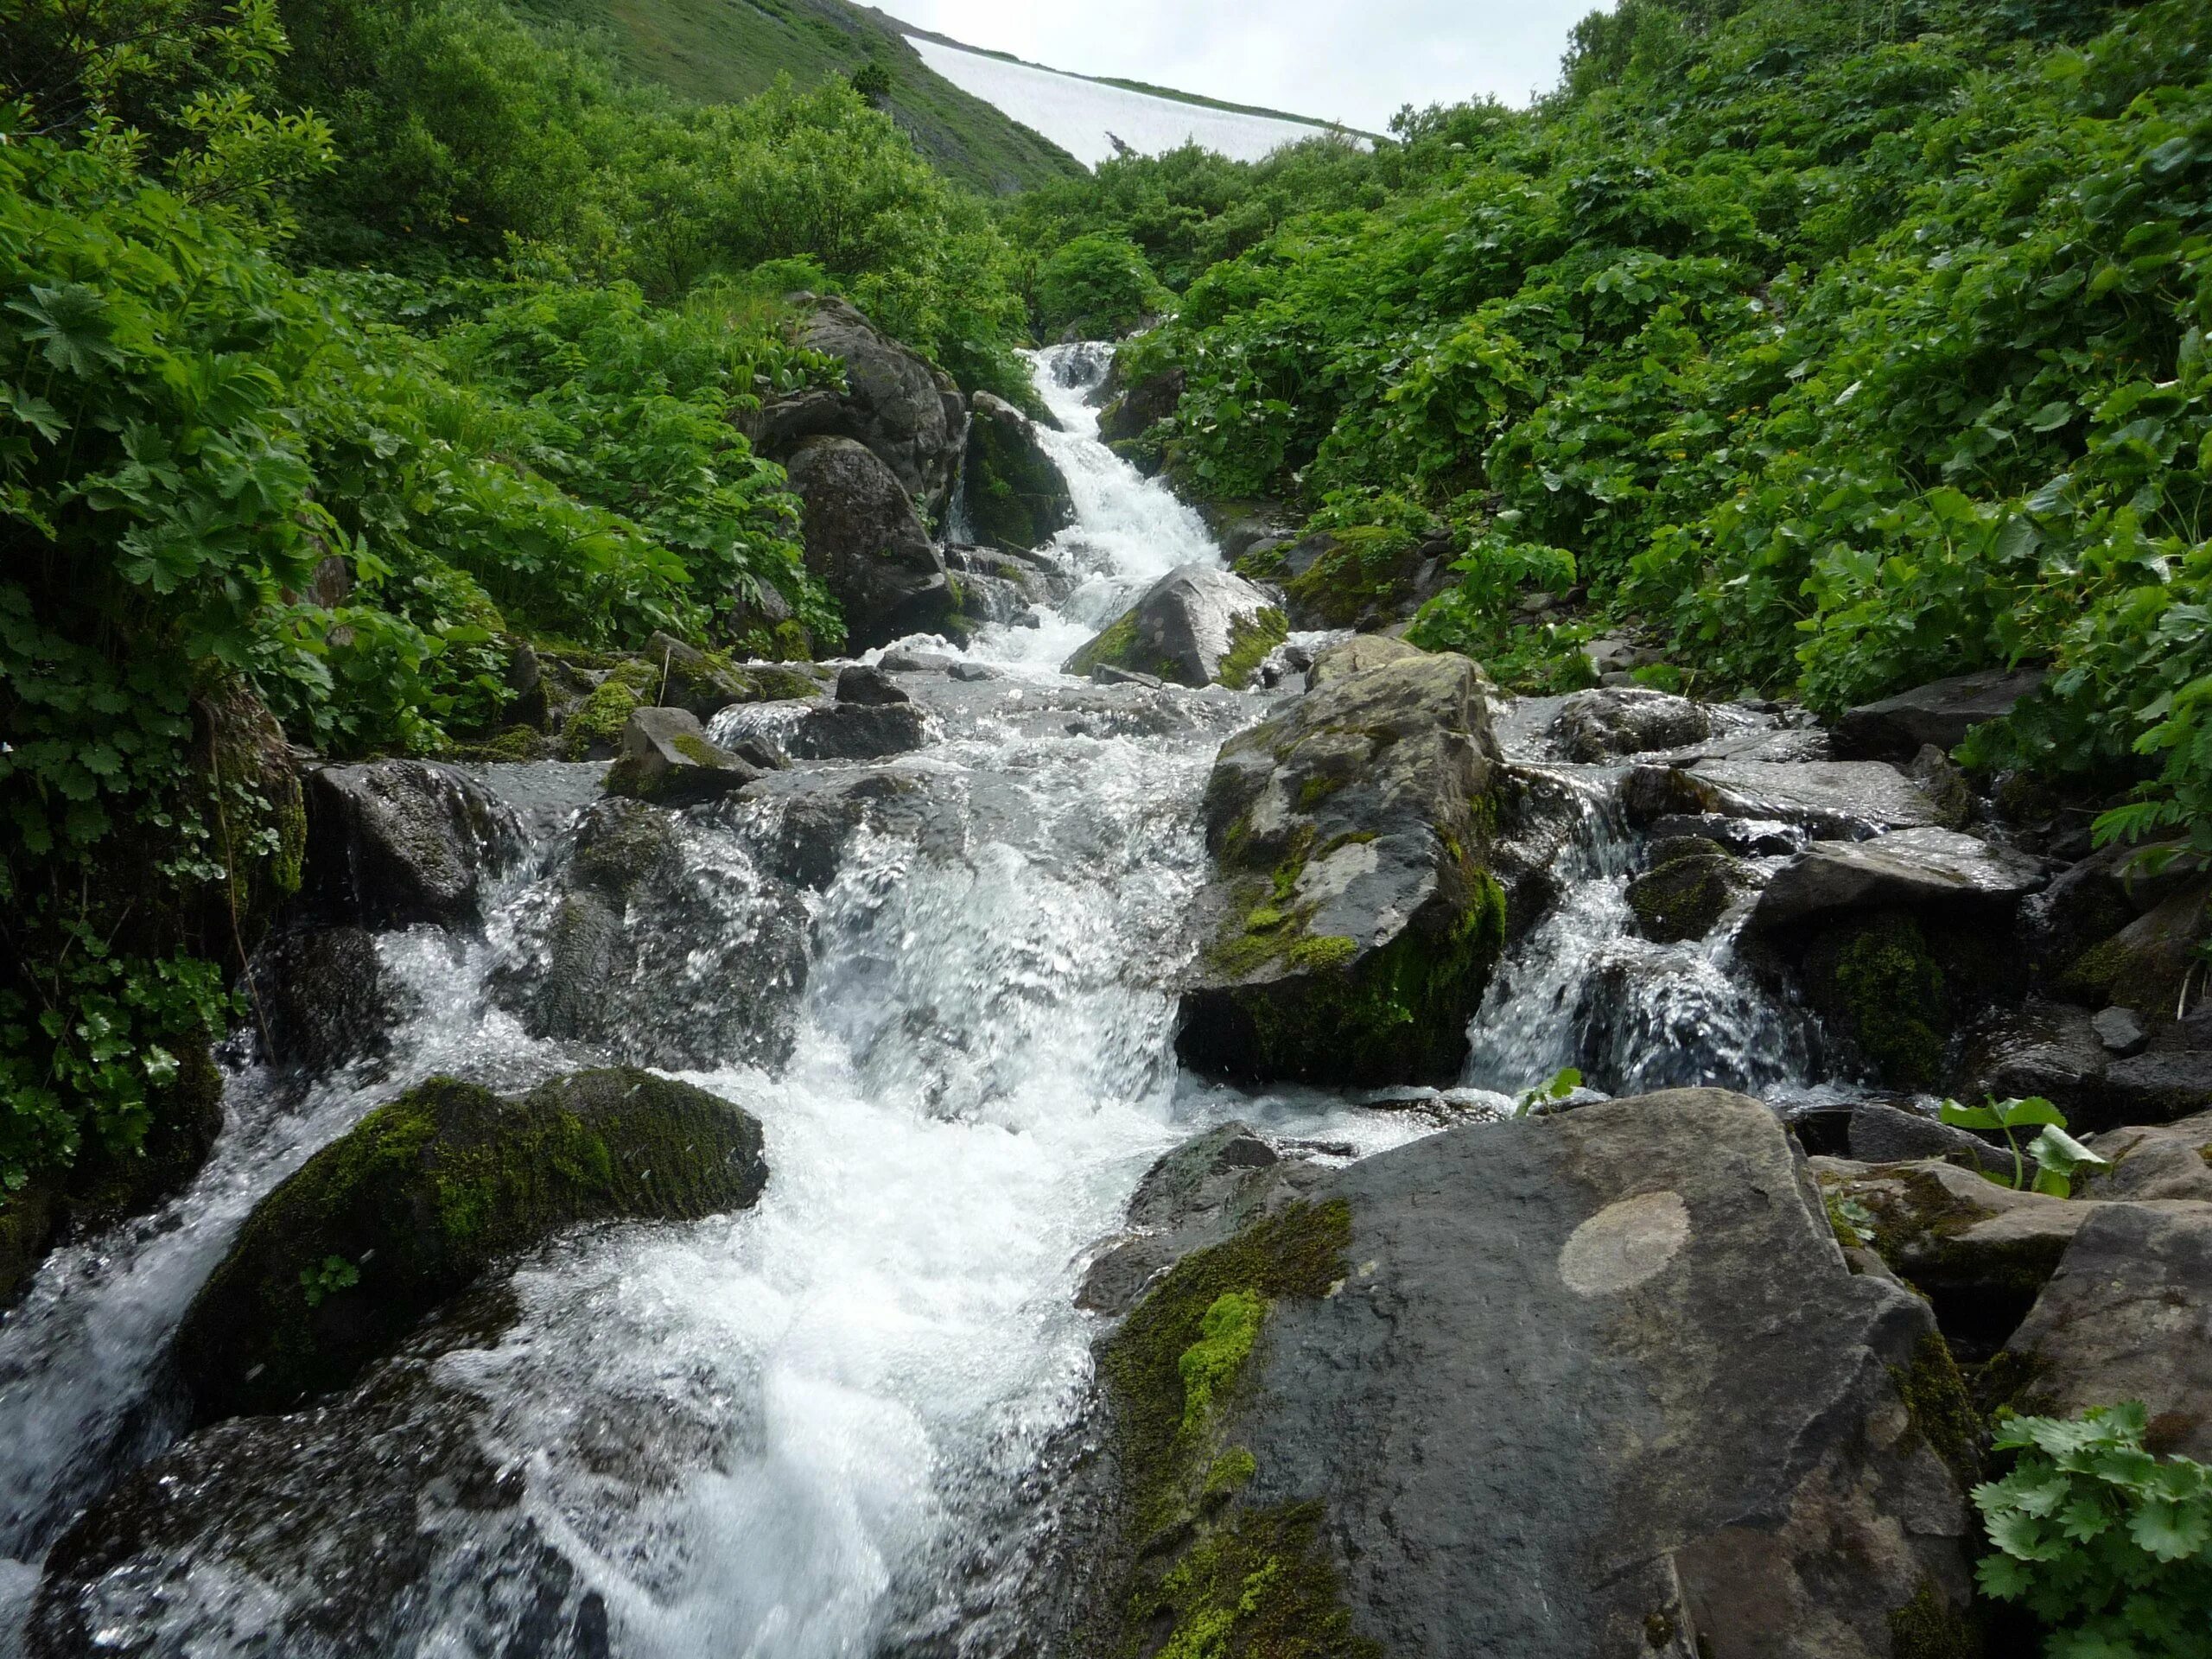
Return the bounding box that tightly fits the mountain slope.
[513,0,1086,193]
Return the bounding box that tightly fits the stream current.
[0,345,1840,1657]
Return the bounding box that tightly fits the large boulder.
[1834,668,2045,761]
[1063,564,1287,690]
[1623,759,1942,840]
[782,435,961,651]
[1096,363,1184,447]
[1176,643,1508,1084]
[962,390,1075,553]
[1751,827,2046,931]
[603,706,764,805]
[786,700,931,761]
[302,760,520,930]
[1239,527,1454,632]
[1999,1202,2212,1457]
[171,1069,767,1422]
[753,295,968,519]
[1086,1092,1977,1658]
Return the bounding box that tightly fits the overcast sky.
[886,3,1606,133]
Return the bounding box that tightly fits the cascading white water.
[0,344,1425,1657]
[0,342,1850,1658]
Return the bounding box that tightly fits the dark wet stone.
[302,761,521,929]
[1833,668,2045,761]
[248,926,393,1073]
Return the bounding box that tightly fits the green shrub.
[1974,1402,2212,1658]
[1033,232,1168,338]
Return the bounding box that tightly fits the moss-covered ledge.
[1096,1198,1378,1659]
[172,1068,767,1423]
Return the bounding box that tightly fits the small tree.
[849,60,893,104]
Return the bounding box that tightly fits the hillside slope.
[513,0,1086,193]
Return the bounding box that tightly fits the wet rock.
[1624,759,1940,841]
[2101,1049,2212,1125]
[1090,663,1162,689]
[1625,841,1759,943]
[1647,812,1807,857]
[963,391,1075,553]
[2018,844,2156,981]
[1489,764,1591,938]
[173,1069,767,1423]
[1242,528,1453,632]
[502,800,808,1071]
[30,1285,620,1659]
[835,664,912,706]
[603,707,763,805]
[302,760,520,929]
[2078,1109,2212,1201]
[753,295,967,519]
[1751,827,2045,931]
[1809,1156,2089,1355]
[786,700,931,761]
[637,632,816,721]
[247,926,393,1073]
[1952,999,2113,1126]
[1087,1093,1976,1659]
[2059,880,2212,1016]
[1999,1202,2212,1457]
[1177,646,1508,1085]
[1096,364,1184,448]
[1303,632,1425,690]
[1063,563,1287,690]
[1077,1124,1325,1315]
[1847,1100,2012,1179]
[1906,744,1975,830]
[1553,687,1711,762]
[782,435,959,650]
[1833,668,2045,761]
[2092,1005,2148,1056]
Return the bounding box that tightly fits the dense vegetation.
[0,0,1039,1206]
[1021,0,2212,870]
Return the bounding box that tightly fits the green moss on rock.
[1806,912,1948,1089]
[563,678,643,760]
[1887,1579,1985,1659]
[1100,1200,1371,1659]
[173,1068,767,1422]
[1890,1332,1983,1493]
[1216,607,1290,691]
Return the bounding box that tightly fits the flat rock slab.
[2004,1201,2212,1459]
[1752,827,2045,930]
[1834,668,2044,761]
[2082,1109,2212,1201]
[1624,760,1940,840]
[1138,1091,1974,1656]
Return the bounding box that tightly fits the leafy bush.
[1033,233,1168,338]
[1975,1403,2212,1658]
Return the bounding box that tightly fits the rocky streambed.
[1,340,2207,1658]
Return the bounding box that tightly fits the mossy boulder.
[1177,642,1510,1084]
[1236,525,1453,632]
[1083,1093,1977,1656]
[172,1068,767,1422]
[2059,880,2212,1016]
[603,706,764,804]
[1626,840,1758,942]
[962,391,1075,553]
[1063,563,1287,690]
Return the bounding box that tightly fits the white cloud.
[888,1,1603,133]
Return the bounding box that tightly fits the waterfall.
[0,345,1843,1657]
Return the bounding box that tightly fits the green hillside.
[513,0,1086,193]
